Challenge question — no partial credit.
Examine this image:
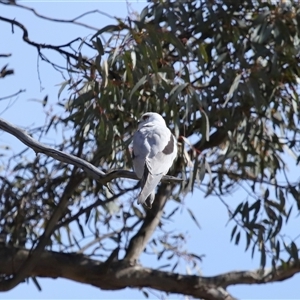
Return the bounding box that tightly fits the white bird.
[132,112,177,208]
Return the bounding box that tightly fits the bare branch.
[0,89,25,101]
[0,1,115,30]
[0,16,90,66]
[0,117,182,185]
[54,190,130,231]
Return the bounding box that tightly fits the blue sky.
[1,1,299,299]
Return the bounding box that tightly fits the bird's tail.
[138,166,162,209]
[139,191,155,209]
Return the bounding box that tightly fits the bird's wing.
[132,129,150,179]
[133,124,177,206]
[145,130,177,175]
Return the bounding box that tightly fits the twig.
[0,89,25,101]
[0,53,11,58]
[55,190,129,230]
[1,1,115,30]
[0,16,91,66]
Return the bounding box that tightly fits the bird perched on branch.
[132,112,177,209]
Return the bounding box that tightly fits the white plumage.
[132,112,177,208]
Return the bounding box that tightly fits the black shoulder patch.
[132,151,136,159]
[162,135,174,155]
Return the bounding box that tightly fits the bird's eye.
[142,115,149,120]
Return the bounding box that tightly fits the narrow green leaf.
[85,209,91,225]
[230,225,238,242]
[95,54,102,74]
[264,188,270,200]
[142,290,149,299]
[235,231,241,245]
[43,95,48,107]
[131,51,136,70]
[260,245,266,269]
[172,261,179,271]
[200,108,210,141]
[57,79,70,99]
[140,6,149,21]
[245,232,251,251]
[103,59,108,88]
[31,277,42,292]
[199,159,206,183]
[111,45,120,65]
[232,202,243,219]
[187,208,201,229]
[224,73,242,107]
[199,43,208,62]
[204,159,212,185]
[129,75,147,100]
[166,206,179,219]
[76,220,85,238]
[157,264,171,270]
[276,240,280,260]
[93,37,104,56]
[133,206,144,219]
[291,242,299,261]
[169,83,189,102]
[90,25,121,40]
[190,253,204,261]
[164,32,186,56]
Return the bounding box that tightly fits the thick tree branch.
[0,246,235,300]
[1,246,300,299]
[0,117,182,187]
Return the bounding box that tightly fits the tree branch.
[0,117,182,186]
[2,246,300,299]
[0,16,90,66]
[0,171,82,291]
[0,246,237,300]
[124,183,172,263]
[0,1,115,30]
[0,89,25,101]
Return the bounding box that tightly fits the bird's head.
[137,112,166,129]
